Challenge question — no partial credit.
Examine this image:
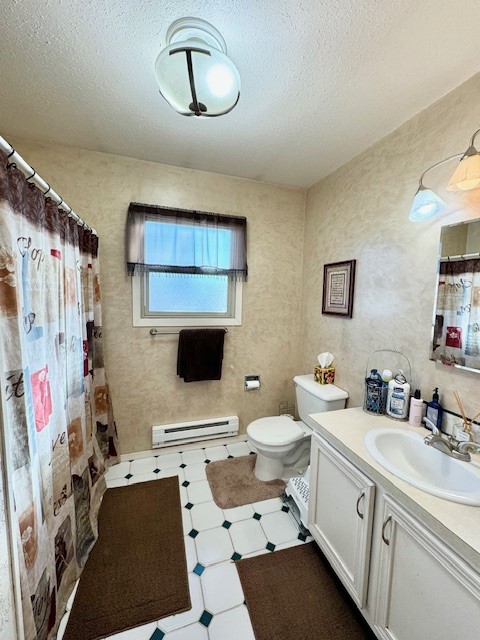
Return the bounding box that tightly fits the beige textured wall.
[9,138,306,453]
[300,72,480,418]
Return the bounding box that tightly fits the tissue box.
[314,366,335,384]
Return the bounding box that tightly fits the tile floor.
[57,440,311,640]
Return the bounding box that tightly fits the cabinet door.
[308,434,375,608]
[374,495,480,640]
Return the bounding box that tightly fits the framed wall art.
[322,259,356,318]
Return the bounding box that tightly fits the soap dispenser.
[424,388,443,432]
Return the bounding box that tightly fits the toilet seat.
[247,416,304,446]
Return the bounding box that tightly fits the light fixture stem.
[469,129,480,147]
[419,153,464,187]
[185,49,201,116]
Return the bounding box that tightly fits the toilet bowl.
[247,374,348,481]
[247,416,312,481]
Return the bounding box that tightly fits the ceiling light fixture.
[409,129,480,222]
[154,18,241,117]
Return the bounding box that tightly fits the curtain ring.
[43,184,51,196]
[6,148,15,158]
[26,167,36,181]
[6,162,16,170]
[58,199,64,208]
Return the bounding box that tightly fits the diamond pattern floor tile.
[184,535,198,572]
[186,480,213,504]
[260,510,299,545]
[128,472,158,485]
[105,460,131,480]
[184,463,207,482]
[226,441,250,457]
[163,622,208,639]
[222,504,255,522]
[182,449,207,465]
[130,457,158,475]
[158,574,204,633]
[190,501,224,531]
[155,452,182,469]
[204,445,228,461]
[155,468,185,482]
[229,519,268,555]
[252,497,283,514]
[201,562,244,614]
[195,527,234,566]
[106,477,129,488]
[111,621,158,639]
[208,605,255,640]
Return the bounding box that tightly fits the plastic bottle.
[365,369,383,414]
[408,389,423,427]
[386,371,410,420]
[424,388,443,431]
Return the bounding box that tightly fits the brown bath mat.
[236,542,376,640]
[63,477,190,640]
[206,454,285,509]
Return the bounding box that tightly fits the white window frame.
[132,271,243,327]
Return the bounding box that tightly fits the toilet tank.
[293,374,348,427]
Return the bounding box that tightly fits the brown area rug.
[236,542,376,640]
[206,454,285,509]
[63,477,191,640]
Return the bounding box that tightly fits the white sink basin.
[364,428,480,505]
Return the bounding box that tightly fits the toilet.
[247,374,348,481]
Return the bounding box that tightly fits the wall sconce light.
[409,128,480,221]
[154,17,241,117]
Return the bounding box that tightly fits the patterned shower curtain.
[431,257,480,369]
[0,151,119,640]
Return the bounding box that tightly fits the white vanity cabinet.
[374,495,480,640]
[308,433,375,607]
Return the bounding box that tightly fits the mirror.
[431,218,480,372]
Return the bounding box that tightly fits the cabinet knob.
[382,515,393,545]
[356,491,366,519]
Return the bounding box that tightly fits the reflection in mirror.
[431,219,480,372]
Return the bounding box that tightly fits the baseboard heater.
[152,415,239,448]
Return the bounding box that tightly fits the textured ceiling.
[1,0,480,188]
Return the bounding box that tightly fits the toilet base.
[253,453,284,481]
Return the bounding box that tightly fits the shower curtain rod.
[0,135,97,235]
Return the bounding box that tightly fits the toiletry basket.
[363,349,411,416]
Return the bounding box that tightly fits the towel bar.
[149,328,228,336]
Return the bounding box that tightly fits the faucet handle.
[423,417,440,435]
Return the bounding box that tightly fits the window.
[126,203,247,327]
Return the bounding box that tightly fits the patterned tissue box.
[314,366,335,384]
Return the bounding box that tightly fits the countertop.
[309,406,480,571]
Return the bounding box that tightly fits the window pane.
[145,220,232,269]
[147,273,229,313]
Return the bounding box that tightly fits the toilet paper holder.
[244,375,261,391]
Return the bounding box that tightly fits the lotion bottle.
[408,389,423,427]
[386,371,410,420]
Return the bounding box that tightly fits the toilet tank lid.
[293,374,348,401]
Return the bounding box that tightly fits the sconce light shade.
[155,18,241,117]
[409,185,447,222]
[447,146,480,191]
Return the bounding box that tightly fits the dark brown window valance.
[126,202,248,279]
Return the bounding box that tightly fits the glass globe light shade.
[155,19,240,117]
[447,147,480,191]
[409,186,447,222]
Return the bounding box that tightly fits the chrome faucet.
[423,418,480,462]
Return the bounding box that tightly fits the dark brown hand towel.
[177,329,226,382]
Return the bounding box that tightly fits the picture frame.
[322,259,356,318]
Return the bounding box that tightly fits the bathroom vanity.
[308,407,480,640]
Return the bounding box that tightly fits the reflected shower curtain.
[0,151,119,640]
[431,258,480,369]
